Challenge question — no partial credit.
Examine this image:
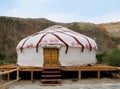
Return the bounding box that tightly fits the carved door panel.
[44,48,59,67]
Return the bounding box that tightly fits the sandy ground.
[2,78,120,89]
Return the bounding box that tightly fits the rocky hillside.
[97,23,120,38]
[0,16,119,59]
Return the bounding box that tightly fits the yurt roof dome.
[17,25,98,53]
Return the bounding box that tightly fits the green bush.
[0,54,5,60]
[103,48,120,66]
[96,52,107,63]
[97,48,120,66]
[0,59,16,65]
[0,53,17,65]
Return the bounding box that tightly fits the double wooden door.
[44,48,59,67]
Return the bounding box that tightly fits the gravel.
[8,83,120,89]
[5,78,120,89]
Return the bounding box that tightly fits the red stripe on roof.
[51,33,69,54]
[59,29,92,51]
[20,38,29,52]
[85,38,92,51]
[36,33,48,52]
[65,28,91,51]
[20,32,42,52]
[55,30,84,52]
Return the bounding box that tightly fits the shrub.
[100,48,120,66]
[0,59,16,65]
[96,52,108,63]
[105,49,120,66]
[0,54,5,60]
[97,48,120,66]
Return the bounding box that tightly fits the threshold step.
[43,67,61,69]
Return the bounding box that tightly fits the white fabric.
[17,46,97,67]
[59,46,96,66]
[17,47,43,67]
[16,25,98,67]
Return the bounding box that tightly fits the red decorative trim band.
[51,33,69,54]
[36,34,48,52]
[86,38,92,51]
[55,30,84,52]
[20,38,29,52]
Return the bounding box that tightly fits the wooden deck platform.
[0,64,119,81]
[0,64,118,71]
[61,64,119,71]
[0,64,42,71]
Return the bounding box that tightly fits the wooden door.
[44,48,59,67]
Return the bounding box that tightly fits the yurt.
[16,25,98,67]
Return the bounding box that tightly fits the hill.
[97,22,120,38]
[0,16,119,59]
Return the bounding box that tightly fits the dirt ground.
[1,78,120,89]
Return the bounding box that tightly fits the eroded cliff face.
[97,22,120,38]
[0,16,119,59]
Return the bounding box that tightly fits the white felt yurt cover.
[16,25,98,67]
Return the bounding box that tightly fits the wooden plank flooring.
[0,64,119,71]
